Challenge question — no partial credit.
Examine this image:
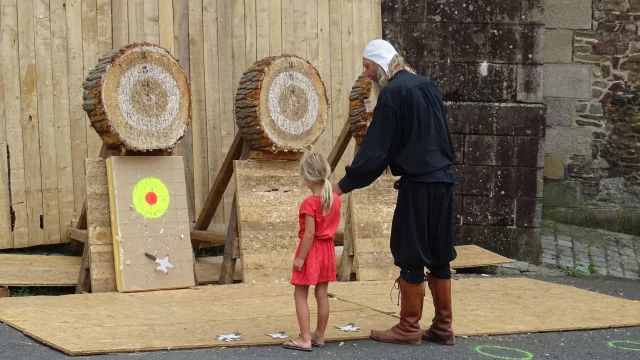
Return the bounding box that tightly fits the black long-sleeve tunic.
[338,70,458,194]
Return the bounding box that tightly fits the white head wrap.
[363,39,398,75]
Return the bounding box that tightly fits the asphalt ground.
[0,274,638,360]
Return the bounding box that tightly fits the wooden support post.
[328,118,352,173]
[218,196,239,284]
[75,243,91,294]
[192,132,244,249]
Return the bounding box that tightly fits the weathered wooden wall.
[0,0,381,249]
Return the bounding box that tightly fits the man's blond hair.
[375,54,416,87]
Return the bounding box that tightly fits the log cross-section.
[235,54,329,152]
[82,43,191,151]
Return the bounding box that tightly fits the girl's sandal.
[282,339,313,352]
[311,338,326,348]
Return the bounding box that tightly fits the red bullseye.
[145,192,158,205]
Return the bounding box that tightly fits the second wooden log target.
[235,55,328,152]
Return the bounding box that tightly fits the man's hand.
[293,258,305,271]
[332,183,344,196]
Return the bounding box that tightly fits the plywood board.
[235,160,307,283]
[0,254,232,287]
[0,278,639,356]
[329,278,640,336]
[451,245,514,268]
[0,254,82,287]
[106,157,195,292]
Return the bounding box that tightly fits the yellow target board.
[106,156,195,292]
[132,177,170,219]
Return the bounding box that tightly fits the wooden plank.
[66,227,87,243]
[0,254,82,287]
[189,230,226,246]
[76,244,91,293]
[248,151,304,161]
[172,0,195,221]
[143,0,159,44]
[351,0,363,77]
[306,0,319,69]
[51,0,74,248]
[316,0,332,161]
[158,0,174,54]
[218,195,238,284]
[127,0,144,42]
[0,287,8,297]
[226,0,244,223]
[339,0,354,180]
[34,0,61,245]
[65,0,87,225]
[268,0,281,55]
[281,0,294,54]
[193,132,244,237]
[372,0,381,38]
[328,0,344,180]
[82,0,102,162]
[244,0,256,65]
[17,0,44,247]
[188,0,209,220]
[111,0,129,48]
[256,0,269,59]
[202,0,222,226]
[0,0,12,249]
[97,0,112,55]
[362,0,372,45]
[338,194,354,281]
[293,0,306,58]
[328,119,352,172]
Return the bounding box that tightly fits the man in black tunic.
[332,39,458,346]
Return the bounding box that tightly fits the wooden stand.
[72,146,173,294]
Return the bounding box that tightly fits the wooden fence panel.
[0,0,381,249]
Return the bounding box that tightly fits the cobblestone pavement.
[541,220,640,279]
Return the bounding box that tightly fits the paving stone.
[557,237,573,247]
[559,256,575,267]
[541,234,556,245]
[610,269,625,278]
[542,256,558,265]
[544,29,575,63]
[545,99,576,127]
[590,246,606,257]
[574,242,589,253]
[620,247,636,257]
[591,256,607,263]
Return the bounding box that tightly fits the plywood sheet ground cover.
[0,278,639,356]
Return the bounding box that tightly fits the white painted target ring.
[267,71,319,135]
[118,64,180,132]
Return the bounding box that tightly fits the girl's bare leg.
[313,282,329,345]
[284,285,312,349]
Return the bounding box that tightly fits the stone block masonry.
[383,0,547,264]
[542,1,640,239]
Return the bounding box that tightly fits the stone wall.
[542,0,640,236]
[382,0,546,263]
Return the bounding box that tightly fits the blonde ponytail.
[321,178,333,216]
[299,152,334,215]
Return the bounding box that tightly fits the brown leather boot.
[422,276,455,345]
[371,278,423,345]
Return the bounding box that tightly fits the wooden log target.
[82,43,191,151]
[235,55,328,152]
[348,74,379,146]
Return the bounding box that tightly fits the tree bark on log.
[234,54,329,153]
[348,74,376,146]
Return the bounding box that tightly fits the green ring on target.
[132,177,170,219]
[608,340,640,351]
[474,345,534,360]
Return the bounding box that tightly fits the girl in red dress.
[282,153,341,352]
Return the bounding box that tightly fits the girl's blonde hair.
[299,152,333,215]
